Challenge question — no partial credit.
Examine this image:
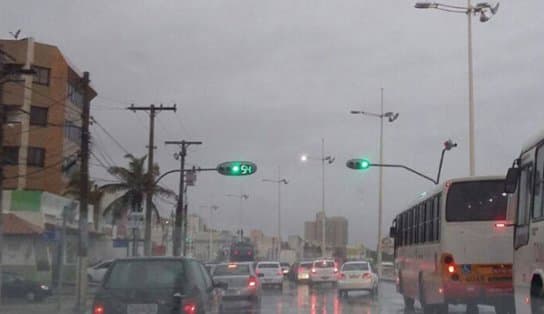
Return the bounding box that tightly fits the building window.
[27,147,45,167]
[64,120,81,144]
[68,83,84,107]
[32,66,50,85]
[3,146,19,165]
[30,106,48,126]
[3,105,22,124]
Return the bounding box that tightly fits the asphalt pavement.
[0,281,501,314]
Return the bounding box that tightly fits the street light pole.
[377,88,385,279]
[226,193,249,241]
[414,0,499,176]
[320,138,326,258]
[263,168,288,260]
[467,0,475,176]
[350,88,399,279]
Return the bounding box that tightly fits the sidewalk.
[0,286,96,314]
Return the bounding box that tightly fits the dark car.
[92,257,226,314]
[1,272,52,302]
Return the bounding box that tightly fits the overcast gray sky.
[2,0,543,248]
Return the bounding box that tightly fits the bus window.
[419,203,425,243]
[415,206,420,244]
[533,146,544,219]
[433,195,440,242]
[425,199,433,242]
[515,163,533,249]
[403,212,408,246]
[445,180,507,222]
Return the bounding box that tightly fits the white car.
[87,259,113,283]
[255,261,283,289]
[309,259,338,285]
[337,261,378,297]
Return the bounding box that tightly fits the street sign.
[186,170,196,186]
[216,161,257,176]
[113,239,129,248]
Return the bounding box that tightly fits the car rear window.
[213,264,251,276]
[257,263,279,269]
[104,260,185,289]
[342,263,369,271]
[314,261,335,268]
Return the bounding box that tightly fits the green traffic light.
[217,161,257,176]
[346,158,372,170]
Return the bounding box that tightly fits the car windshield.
[446,180,508,221]
[342,263,369,271]
[213,264,251,276]
[258,263,279,269]
[314,261,335,268]
[104,260,184,289]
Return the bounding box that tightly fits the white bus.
[504,131,544,313]
[390,176,514,314]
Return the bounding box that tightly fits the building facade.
[1,37,96,195]
[303,212,348,248]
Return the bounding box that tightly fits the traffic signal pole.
[165,140,202,256]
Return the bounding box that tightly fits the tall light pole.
[226,193,249,241]
[350,88,399,278]
[301,138,335,257]
[414,1,499,176]
[263,167,289,260]
[206,205,219,261]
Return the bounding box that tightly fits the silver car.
[309,259,338,285]
[212,262,262,307]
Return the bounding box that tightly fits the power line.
[91,116,130,155]
[3,151,79,180]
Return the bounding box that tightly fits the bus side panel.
[396,244,442,302]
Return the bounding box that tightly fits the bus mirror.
[505,167,520,193]
[389,226,396,238]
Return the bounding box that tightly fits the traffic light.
[346,158,371,170]
[217,161,257,176]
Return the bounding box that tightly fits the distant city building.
[303,212,348,248]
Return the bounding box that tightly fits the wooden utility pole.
[165,140,202,256]
[75,72,91,314]
[0,51,6,304]
[128,104,176,256]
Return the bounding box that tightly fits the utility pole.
[75,72,91,314]
[165,140,202,256]
[128,104,176,256]
[0,50,6,304]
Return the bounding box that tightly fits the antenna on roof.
[9,29,21,39]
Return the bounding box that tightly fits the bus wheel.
[531,276,544,314]
[419,279,434,314]
[466,303,479,314]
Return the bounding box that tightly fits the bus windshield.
[446,180,507,222]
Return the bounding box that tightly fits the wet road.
[220,281,499,314]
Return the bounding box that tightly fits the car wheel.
[25,291,36,302]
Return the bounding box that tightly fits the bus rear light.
[311,268,317,273]
[334,267,338,273]
[182,300,198,314]
[448,265,455,273]
[495,223,506,228]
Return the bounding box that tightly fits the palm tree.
[100,154,175,226]
[63,171,104,231]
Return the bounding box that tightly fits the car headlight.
[40,285,49,290]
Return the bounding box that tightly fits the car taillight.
[182,301,197,314]
[311,268,317,273]
[248,275,257,287]
[277,270,283,275]
[363,273,371,279]
[339,272,345,279]
[447,265,455,273]
[93,303,105,314]
[333,267,338,273]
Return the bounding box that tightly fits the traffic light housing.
[346,158,371,170]
[216,161,257,176]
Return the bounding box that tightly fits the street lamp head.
[350,110,361,114]
[326,156,335,164]
[414,2,438,9]
[384,112,400,122]
[281,179,289,184]
[300,154,308,162]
